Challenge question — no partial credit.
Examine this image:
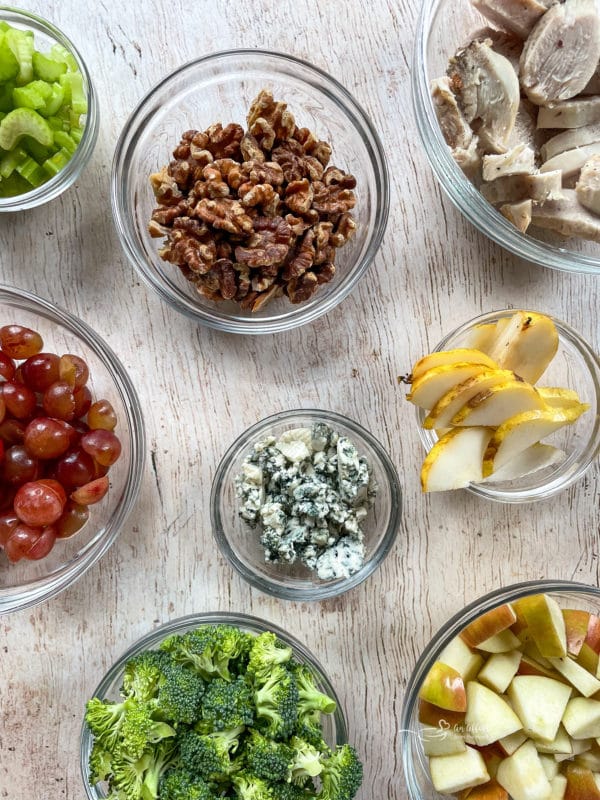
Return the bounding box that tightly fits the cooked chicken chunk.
[541,122,600,161]
[480,170,563,203]
[531,188,600,238]
[448,38,520,152]
[500,199,533,231]
[483,144,536,180]
[537,95,600,129]
[520,0,600,104]
[541,140,600,179]
[453,138,483,179]
[431,77,474,150]
[575,154,600,213]
[473,0,548,40]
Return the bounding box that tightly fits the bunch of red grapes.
[0,325,122,563]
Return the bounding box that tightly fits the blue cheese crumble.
[234,422,377,580]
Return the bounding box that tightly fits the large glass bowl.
[112,49,389,333]
[412,0,600,274]
[0,6,99,212]
[0,285,145,613]
[415,310,600,502]
[211,409,402,600]
[401,580,600,800]
[80,611,348,799]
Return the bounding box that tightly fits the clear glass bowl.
[416,310,600,502]
[111,49,389,333]
[0,285,145,613]
[80,611,348,799]
[401,580,600,800]
[211,409,402,601]
[0,6,99,212]
[412,0,600,274]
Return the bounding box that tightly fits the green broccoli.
[155,659,205,724]
[288,737,323,782]
[318,745,363,800]
[199,675,254,731]
[270,781,317,800]
[138,738,180,800]
[292,664,336,717]
[122,651,165,702]
[294,709,327,751]
[254,666,299,741]
[108,749,153,800]
[89,739,113,784]
[85,696,175,759]
[159,768,218,800]
[247,632,293,679]
[244,729,295,783]
[178,726,243,782]
[160,625,252,681]
[231,772,276,800]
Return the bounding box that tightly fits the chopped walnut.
[148,90,357,310]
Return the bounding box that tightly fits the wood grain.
[0,0,599,798]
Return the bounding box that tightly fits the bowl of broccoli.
[80,612,363,800]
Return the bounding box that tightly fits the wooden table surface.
[1,0,599,797]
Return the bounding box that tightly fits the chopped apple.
[496,739,553,800]
[521,640,555,668]
[563,610,592,658]
[408,363,493,409]
[419,699,466,730]
[421,427,494,492]
[462,604,518,648]
[451,380,548,427]
[563,763,600,800]
[482,444,566,483]
[499,730,528,756]
[422,723,468,756]
[411,348,499,381]
[487,311,559,384]
[479,650,522,694]
[419,661,467,711]
[465,681,522,746]
[585,616,600,654]
[429,746,490,794]
[538,387,582,409]
[534,725,572,755]
[549,774,567,800]
[439,636,485,683]
[548,657,600,697]
[459,780,509,800]
[423,369,516,430]
[482,405,590,477]
[576,644,599,676]
[508,675,572,742]
[477,629,522,654]
[514,594,567,659]
[518,654,566,682]
[575,746,600,772]
[563,698,600,739]
[555,739,593,760]
[540,753,560,780]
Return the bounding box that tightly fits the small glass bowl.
[401,579,600,800]
[0,6,99,212]
[111,49,389,334]
[412,0,600,274]
[80,611,348,799]
[0,285,145,613]
[211,409,402,601]
[415,310,600,502]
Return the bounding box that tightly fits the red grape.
[14,480,66,526]
[0,512,18,546]
[4,524,41,562]
[0,352,15,381]
[56,448,95,488]
[0,418,25,445]
[71,476,109,505]
[2,381,36,419]
[26,526,57,559]
[88,399,117,431]
[56,501,89,539]
[42,381,76,421]
[20,353,61,391]
[24,417,72,459]
[81,430,122,466]
[59,354,89,388]
[73,385,92,417]
[0,325,43,359]
[2,445,40,485]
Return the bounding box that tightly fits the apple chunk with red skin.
[460,604,517,648]
[563,763,600,800]
[563,609,591,657]
[418,661,467,712]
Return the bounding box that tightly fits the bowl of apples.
[401,581,600,800]
[403,309,600,502]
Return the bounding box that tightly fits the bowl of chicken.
[413,0,600,274]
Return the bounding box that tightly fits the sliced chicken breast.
[537,95,600,128]
[541,140,600,178]
[481,170,563,203]
[531,188,600,237]
[575,153,600,212]
[431,77,474,150]
[483,144,536,179]
[473,0,549,40]
[500,198,534,231]
[540,122,600,161]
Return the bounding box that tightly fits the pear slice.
[487,311,559,383]
[408,363,493,409]
[451,380,547,427]
[482,444,566,483]
[411,348,498,380]
[464,322,509,353]
[538,387,582,409]
[482,405,589,477]
[424,368,516,430]
[421,427,494,492]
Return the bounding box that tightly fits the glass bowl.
[80,611,348,799]
[210,408,402,601]
[401,579,600,800]
[0,6,99,212]
[111,49,389,334]
[415,310,600,502]
[412,0,600,274]
[0,285,145,613]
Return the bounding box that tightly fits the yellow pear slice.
[408,363,493,410]
[424,368,516,429]
[421,427,494,492]
[482,443,565,483]
[482,404,589,477]
[451,380,547,427]
[487,311,558,384]
[411,348,498,381]
[464,317,512,354]
[538,387,582,409]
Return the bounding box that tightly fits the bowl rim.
[210,407,402,601]
[415,309,600,503]
[400,579,600,800]
[110,47,390,334]
[411,0,600,275]
[0,283,146,613]
[0,5,99,212]
[80,610,349,798]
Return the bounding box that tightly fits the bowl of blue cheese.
[210,409,402,600]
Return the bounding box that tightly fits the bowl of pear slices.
[403,309,600,502]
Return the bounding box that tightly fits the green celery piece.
[60,71,86,114]
[39,83,64,117]
[6,28,34,86]
[0,171,31,196]
[0,145,28,178]
[13,79,52,110]
[0,108,53,150]
[15,154,47,186]
[0,81,15,113]
[53,130,76,155]
[47,115,66,131]
[69,108,82,129]
[49,43,78,72]
[0,33,19,81]
[42,148,69,176]
[32,50,67,82]
[70,126,83,143]
[0,112,5,124]
[23,135,53,163]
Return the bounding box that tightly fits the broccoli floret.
[317,745,362,800]
[292,664,336,717]
[231,772,276,800]
[270,781,317,800]
[89,739,113,784]
[247,632,293,679]
[254,666,299,741]
[288,737,323,782]
[85,696,175,760]
[294,709,327,751]
[122,651,165,702]
[160,625,252,681]
[244,729,295,783]
[198,675,254,731]
[179,726,243,782]
[108,749,153,800]
[159,768,218,800]
[138,738,180,800]
[156,660,205,724]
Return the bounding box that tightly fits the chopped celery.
[49,43,78,72]
[32,50,67,82]
[60,71,87,114]
[47,115,66,131]
[15,154,47,186]
[0,112,5,124]
[42,148,70,176]
[0,171,30,196]
[70,126,83,143]
[5,27,34,85]
[0,146,28,178]
[13,79,52,110]
[23,135,51,163]
[0,108,54,150]
[0,81,14,112]
[53,130,76,155]
[39,83,64,117]
[0,33,19,81]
